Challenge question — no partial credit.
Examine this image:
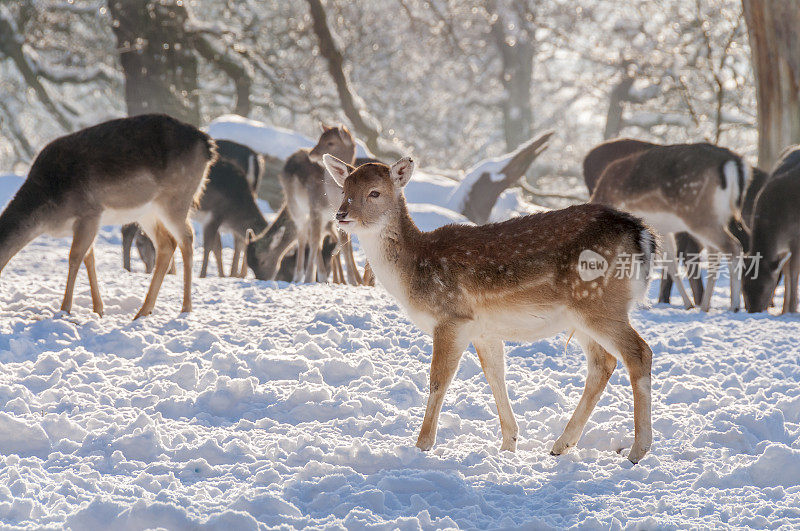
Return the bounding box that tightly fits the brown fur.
[325,156,656,463]
[0,114,215,318]
[590,142,748,312]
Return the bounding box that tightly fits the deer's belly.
[100,202,158,227]
[472,305,571,343]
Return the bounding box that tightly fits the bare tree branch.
[305,0,401,159]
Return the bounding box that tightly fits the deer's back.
[25,115,214,212]
[583,138,657,193]
[398,204,650,327]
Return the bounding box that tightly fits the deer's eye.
[368,190,380,198]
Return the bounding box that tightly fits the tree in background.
[742,0,800,170]
[0,0,760,195]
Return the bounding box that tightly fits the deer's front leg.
[473,338,518,452]
[416,322,468,451]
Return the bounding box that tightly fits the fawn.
[323,155,657,463]
[0,114,216,318]
[591,143,750,312]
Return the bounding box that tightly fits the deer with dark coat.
[583,139,704,306]
[0,114,216,318]
[124,139,264,277]
[743,145,800,313]
[591,143,750,312]
[196,159,269,278]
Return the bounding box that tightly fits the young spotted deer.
[281,125,362,284]
[323,155,657,463]
[0,114,215,318]
[591,143,750,312]
[743,145,800,314]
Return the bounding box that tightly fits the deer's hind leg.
[551,333,616,456]
[61,215,101,314]
[134,221,177,319]
[589,322,653,463]
[473,338,518,452]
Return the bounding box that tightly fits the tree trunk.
[490,16,535,152]
[743,0,800,170]
[604,72,635,140]
[455,131,552,224]
[107,0,200,125]
[305,0,400,160]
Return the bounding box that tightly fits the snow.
[446,153,514,214]
[207,115,373,160]
[2,175,800,529]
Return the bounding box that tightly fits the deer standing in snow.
[591,143,750,312]
[743,145,800,314]
[0,114,216,318]
[323,155,656,464]
[280,125,363,284]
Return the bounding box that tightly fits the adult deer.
[0,114,216,318]
[591,143,750,312]
[280,125,362,284]
[324,155,657,464]
[196,159,269,278]
[124,139,263,278]
[582,138,704,306]
[743,145,800,313]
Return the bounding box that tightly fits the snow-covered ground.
[1,175,799,529]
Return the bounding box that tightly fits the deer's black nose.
[336,210,348,221]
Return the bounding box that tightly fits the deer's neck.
[357,197,421,299]
[0,186,47,272]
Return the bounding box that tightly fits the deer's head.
[323,155,414,234]
[308,124,356,166]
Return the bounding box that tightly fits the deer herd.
[0,113,798,464]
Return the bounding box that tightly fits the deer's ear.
[321,122,331,132]
[323,154,351,187]
[390,157,415,188]
[338,125,353,145]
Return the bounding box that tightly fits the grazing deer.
[583,139,704,306]
[215,140,264,277]
[0,114,215,318]
[591,143,750,312]
[281,125,362,284]
[196,159,269,278]
[743,145,800,313]
[323,155,657,464]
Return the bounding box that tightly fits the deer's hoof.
[500,440,517,453]
[550,437,575,456]
[627,443,650,464]
[415,434,434,452]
